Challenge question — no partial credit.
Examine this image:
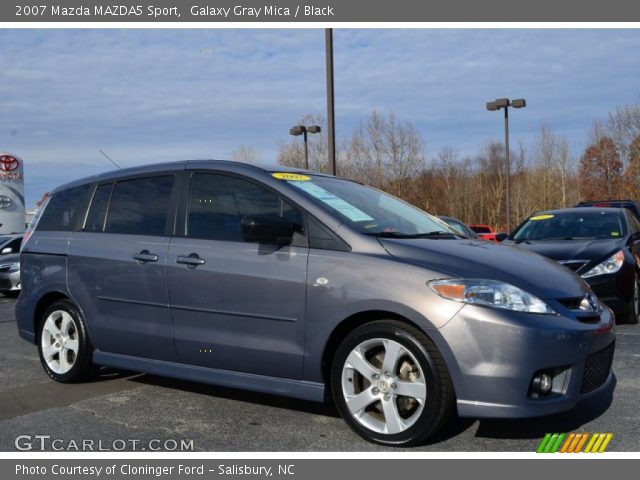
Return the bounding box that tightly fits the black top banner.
[3,0,640,22]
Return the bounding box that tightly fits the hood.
[379,238,591,300]
[502,238,625,272]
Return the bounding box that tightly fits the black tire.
[37,299,96,383]
[330,320,454,447]
[626,276,640,324]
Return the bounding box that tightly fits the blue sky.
[1,28,639,208]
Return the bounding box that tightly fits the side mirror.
[1,247,12,254]
[241,215,294,245]
[494,232,508,243]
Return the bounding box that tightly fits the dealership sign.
[0,152,26,234]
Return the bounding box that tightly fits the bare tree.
[231,145,261,164]
[349,111,425,196]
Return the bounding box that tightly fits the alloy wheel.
[341,338,427,434]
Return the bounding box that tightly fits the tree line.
[232,105,640,231]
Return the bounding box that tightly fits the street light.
[486,97,526,233]
[289,125,321,170]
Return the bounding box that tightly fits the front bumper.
[437,303,615,419]
[585,266,634,322]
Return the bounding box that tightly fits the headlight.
[428,279,556,314]
[581,250,625,279]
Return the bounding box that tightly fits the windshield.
[283,175,453,236]
[512,211,625,241]
[444,220,472,237]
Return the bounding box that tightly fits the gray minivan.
[16,161,615,446]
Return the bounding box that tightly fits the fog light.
[531,372,553,396]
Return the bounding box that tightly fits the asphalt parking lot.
[0,294,638,452]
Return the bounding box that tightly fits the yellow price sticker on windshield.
[530,214,554,221]
[611,232,620,236]
[272,172,311,181]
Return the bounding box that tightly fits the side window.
[84,183,113,232]
[627,212,640,234]
[105,176,174,236]
[36,185,90,232]
[187,173,303,242]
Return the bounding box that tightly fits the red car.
[469,224,502,242]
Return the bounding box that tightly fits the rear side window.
[105,176,174,236]
[84,183,113,232]
[187,173,303,242]
[36,185,89,232]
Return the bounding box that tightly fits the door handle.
[133,250,159,264]
[176,253,205,268]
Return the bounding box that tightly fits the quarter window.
[36,185,90,232]
[105,176,174,236]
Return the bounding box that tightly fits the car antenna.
[98,149,121,169]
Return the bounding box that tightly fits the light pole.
[486,98,526,233]
[325,28,336,175]
[290,125,321,170]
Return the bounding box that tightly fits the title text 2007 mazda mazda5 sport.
[16,160,615,446]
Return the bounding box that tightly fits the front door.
[167,172,308,379]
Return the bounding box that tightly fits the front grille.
[581,342,615,394]
[559,260,589,272]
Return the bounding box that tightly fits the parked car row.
[15,161,617,447]
[0,234,22,296]
[439,200,640,324]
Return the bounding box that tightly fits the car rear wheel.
[37,300,96,382]
[331,320,454,446]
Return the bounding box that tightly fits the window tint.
[187,173,303,241]
[105,176,174,236]
[84,183,113,232]
[627,212,640,234]
[37,185,89,232]
[513,212,625,241]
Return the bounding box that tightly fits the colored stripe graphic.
[537,433,612,453]
[598,433,613,453]
[574,433,590,453]
[536,434,552,453]
[559,433,575,453]
[584,433,598,453]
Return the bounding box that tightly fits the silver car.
[0,235,22,295]
[16,161,615,446]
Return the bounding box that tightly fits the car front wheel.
[331,320,454,446]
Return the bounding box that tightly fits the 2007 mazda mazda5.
[16,160,615,446]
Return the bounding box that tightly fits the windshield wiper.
[365,230,459,239]
[543,236,596,241]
